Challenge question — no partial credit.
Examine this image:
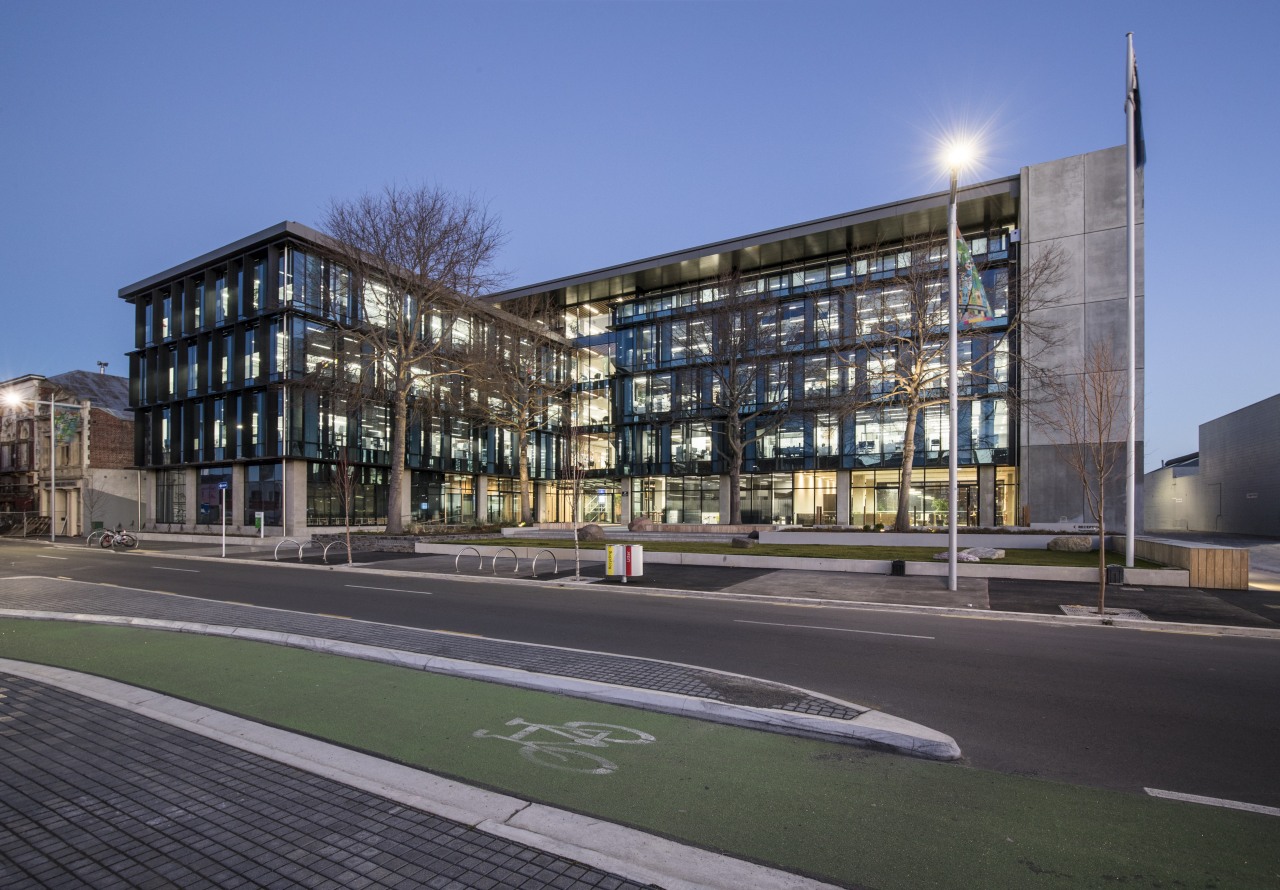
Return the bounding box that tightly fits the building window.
[244,328,259,383]
[155,469,186,524]
[243,463,281,526]
[195,467,231,525]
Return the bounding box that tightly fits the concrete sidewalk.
[120,535,1280,632]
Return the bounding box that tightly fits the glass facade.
[125,211,1023,529]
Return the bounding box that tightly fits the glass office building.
[120,146,1142,535]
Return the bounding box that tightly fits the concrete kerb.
[0,607,960,761]
[0,657,839,890]
[50,543,1280,641]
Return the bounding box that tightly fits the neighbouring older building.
[1145,393,1280,536]
[0,370,139,536]
[118,145,1143,536]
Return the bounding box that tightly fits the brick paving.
[0,675,653,890]
[0,576,863,720]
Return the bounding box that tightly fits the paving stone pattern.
[0,675,653,890]
[0,578,860,720]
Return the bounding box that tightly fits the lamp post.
[3,390,83,543]
[943,141,973,593]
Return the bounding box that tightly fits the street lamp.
[944,139,975,593]
[2,390,83,543]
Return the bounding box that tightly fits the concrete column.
[183,467,199,531]
[476,474,489,524]
[619,478,632,522]
[231,463,246,532]
[978,465,996,527]
[836,469,851,526]
[283,459,307,538]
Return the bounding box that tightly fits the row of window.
[612,236,1010,324]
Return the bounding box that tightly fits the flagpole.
[948,168,959,592]
[1125,32,1137,567]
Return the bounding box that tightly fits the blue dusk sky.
[2,0,1276,471]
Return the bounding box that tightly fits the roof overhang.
[489,174,1019,305]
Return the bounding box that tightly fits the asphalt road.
[4,540,1280,809]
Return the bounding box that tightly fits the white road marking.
[733,619,934,640]
[1144,788,1280,817]
[35,556,68,560]
[152,567,199,573]
[345,584,433,595]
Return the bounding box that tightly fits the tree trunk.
[518,431,532,525]
[386,390,408,534]
[894,402,921,531]
[1097,492,1107,615]
[726,418,743,525]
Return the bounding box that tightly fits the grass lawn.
[450,537,1166,569]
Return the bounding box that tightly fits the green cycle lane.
[0,618,1274,890]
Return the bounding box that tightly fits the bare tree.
[669,271,793,524]
[829,233,1064,531]
[319,185,505,534]
[465,295,573,525]
[333,449,357,565]
[1037,342,1131,614]
[80,480,106,535]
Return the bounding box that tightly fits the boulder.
[731,536,757,549]
[628,516,654,532]
[963,547,1005,560]
[579,523,606,541]
[935,550,980,562]
[1047,535,1094,552]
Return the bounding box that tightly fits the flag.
[955,229,992,327]
[1127,40,1146,167]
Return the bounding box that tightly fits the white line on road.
[345,584,433,596]
[733,619,934,640]
[1144,788,1280,817]
[35,556,68,560]
[152,567,200,573]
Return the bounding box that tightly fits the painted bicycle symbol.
[473,718,656,775]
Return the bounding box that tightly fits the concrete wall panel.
[1026,155,1085,242]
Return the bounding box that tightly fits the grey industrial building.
[1145,393,1280,536]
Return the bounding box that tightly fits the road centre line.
[345,584,433,596]
[35,556,68,560]
[152,567,200,573]
[733,619,934,640]
[1144,788,1280,817]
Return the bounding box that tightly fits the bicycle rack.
[85,530,108,547]
[530,549,558,576]
[492,547,518,574]
[455,546,483,572]
[273,538,305,561]
[321,540,351,564]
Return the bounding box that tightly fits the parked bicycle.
[98,526,139,550]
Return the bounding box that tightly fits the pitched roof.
[47,370,132,419]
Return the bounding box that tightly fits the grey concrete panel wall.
[1084,146,1142,230]
[1025,155,1085,242]
[1197,394,1280,535]
[1020,146,1143,528]
[1024,442,1137,530]
[1144,466,1209,531]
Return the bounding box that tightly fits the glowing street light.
[943,137,978,592]
[2,389,83,543]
